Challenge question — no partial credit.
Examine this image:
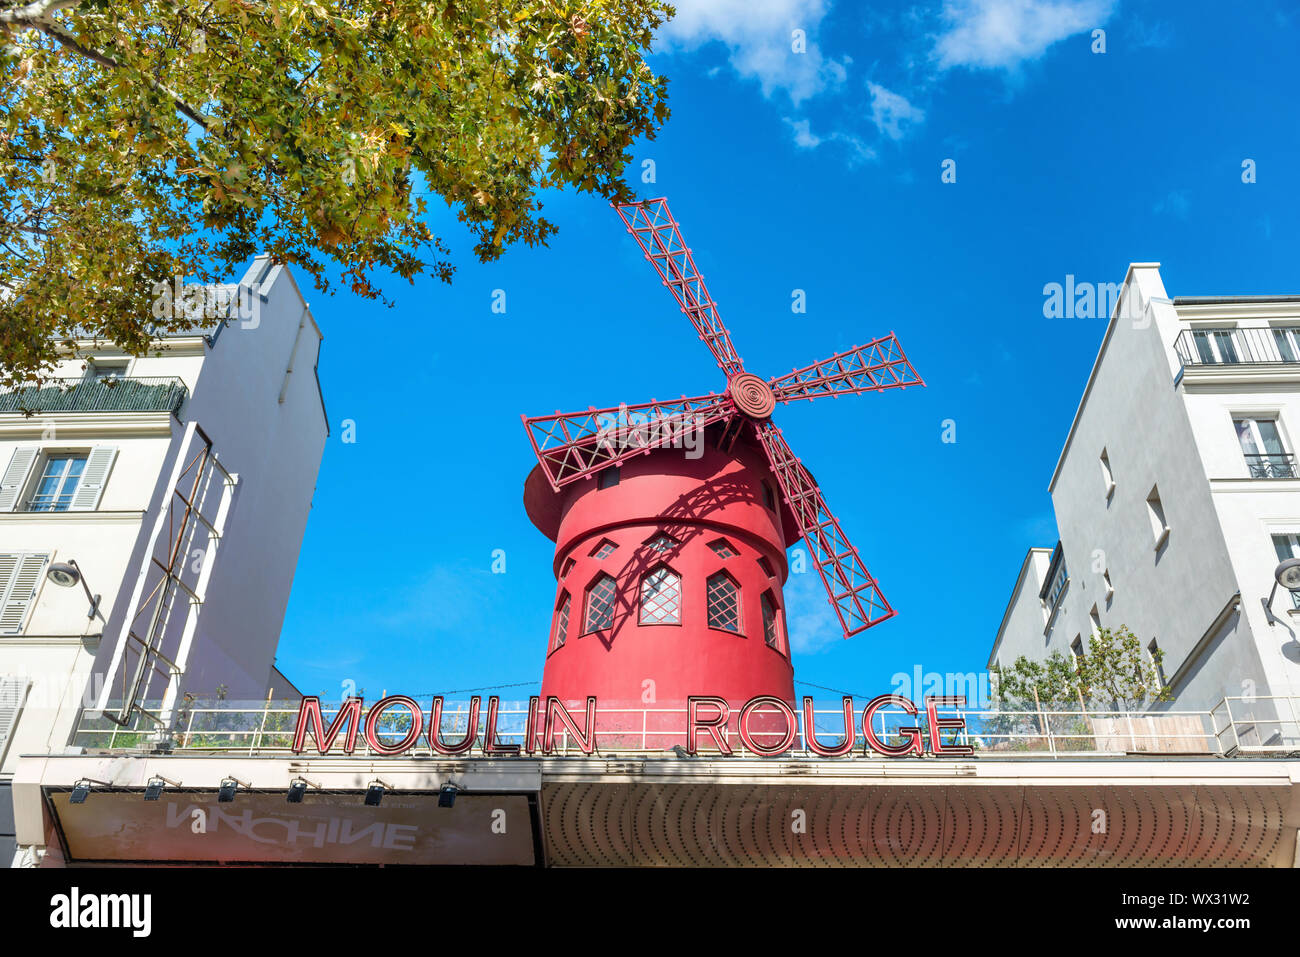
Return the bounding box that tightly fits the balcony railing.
[1244,453,1298,479]
[1174,325,1300,368]
[0,376,188,415]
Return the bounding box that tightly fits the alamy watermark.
[890,666,996,709]
[1043,275,1148,324]
[594,405,704,459]
[151,277,260,329]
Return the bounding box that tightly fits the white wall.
[89,260,328,706]
[991,265,1290,710]
[1,258,327,781]
[988,548,1053,669]
[0,364,188,773]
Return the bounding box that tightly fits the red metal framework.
[522,197,924,638]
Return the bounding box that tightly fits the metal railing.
[1243,453,1298,479]
[1211,695,1300,755]
[68,696,1300,759]
[0,376,188,415]
[1174,326,1300,368]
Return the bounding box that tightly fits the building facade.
[990,264,1300,718]
[0,257,327,861]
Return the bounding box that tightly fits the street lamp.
[45,560,101,620]
[1261,558,1300,623]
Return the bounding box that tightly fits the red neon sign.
[291,693,973,758]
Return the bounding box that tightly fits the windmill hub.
[728,372,775,419]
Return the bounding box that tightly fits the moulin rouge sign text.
[291,693,974,758]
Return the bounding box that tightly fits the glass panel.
[1275,536,1300,608]
[1193,331,1216,364]
[1256,419,1285,456]
[1212,331,1239,363]
[554,596,570,649]
[28,455,85,512]
[1274,330,1297,363]
[706,574,740,632]
[761,594,778,648]
[639,567,681,625]
[1272,534,1297,562]
[1235,419,1259,455]
[584,575,617,632]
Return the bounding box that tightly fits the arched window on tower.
[584,573,617,633]
[706,571,741,633]
[761,590,782,653]
[553,592,571,650]
[639,564,681,625]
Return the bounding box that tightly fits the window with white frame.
[86,360,129,381]
[1191,328,1240,364]
[1045,557,1068,610]
[0,446,117,513]
[0,552,50,635]
[1271,327,1300,363]
[1273,534,1300,609]
[1234,416,1295,478]
[27,453,88,512]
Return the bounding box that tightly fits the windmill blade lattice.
[522,197,923,639]
[525,393,734,491]
[755,420,895,635]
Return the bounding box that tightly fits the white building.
[0,257,327,860]
[990,263,1300,724]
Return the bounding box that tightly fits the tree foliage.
[991,625,1172,712]
[0,0,672,382]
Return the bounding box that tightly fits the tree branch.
[0,0,81,26]
[27,19,213,132]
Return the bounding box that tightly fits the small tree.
[991,625,1172,712]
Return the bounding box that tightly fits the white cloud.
[784,117,822,148]
[933,0,1117,71]
[783,117,877,164]
[660,0,849,104]
[867,82,926,140]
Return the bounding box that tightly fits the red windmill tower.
[522,198,922,743]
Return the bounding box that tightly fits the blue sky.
[271,0,1300,705]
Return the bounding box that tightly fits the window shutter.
[0,447,38,512]
[70,445,117,511]
[0,676,31,764]
[0,553,48,635]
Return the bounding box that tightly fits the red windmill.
[521,198,922,734]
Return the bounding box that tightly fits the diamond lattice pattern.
[585,574,617,632]
[707,573,740,632]
[640,566,681,625]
